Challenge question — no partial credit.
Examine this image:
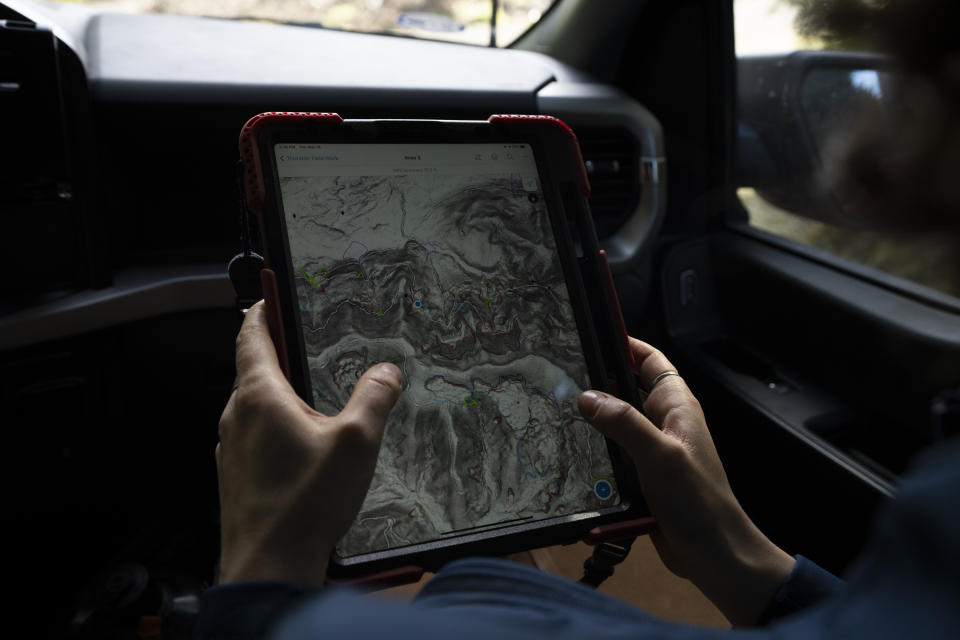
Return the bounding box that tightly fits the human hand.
[216,301,402,586]
[578,338,795,625]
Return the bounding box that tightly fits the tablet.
[239,113,646,578]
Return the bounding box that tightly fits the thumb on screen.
[578,390,663,466]
[335,363,403,446]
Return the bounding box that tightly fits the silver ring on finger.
[649,370,679,390]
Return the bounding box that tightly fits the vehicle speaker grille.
[576,128,641,239]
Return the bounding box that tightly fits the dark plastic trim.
[727,222,960,317]
[0,265,234,351]
[689,339,897,498]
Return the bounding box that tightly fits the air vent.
[576,127,641,239]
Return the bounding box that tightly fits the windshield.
[58,0,557,47]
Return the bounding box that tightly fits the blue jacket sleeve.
[194,440,960,640]
[195,581,314,640]
[757,555,844,623]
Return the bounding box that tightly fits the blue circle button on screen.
[594,479,613,500]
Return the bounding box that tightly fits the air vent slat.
[576,127,641,238]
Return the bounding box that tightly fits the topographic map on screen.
[277,143,618,557]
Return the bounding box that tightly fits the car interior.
[2,0,958,636]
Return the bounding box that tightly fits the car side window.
[733,0,960,300]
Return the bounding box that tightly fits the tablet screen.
[275,142,619,558]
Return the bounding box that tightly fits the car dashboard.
[2,1,665,350]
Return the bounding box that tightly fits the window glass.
[58,0,556,47]
[734,0,960,299]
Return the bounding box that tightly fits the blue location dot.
[594,479,613,500]
[414,300,422,308]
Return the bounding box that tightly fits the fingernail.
[375,363,403,386]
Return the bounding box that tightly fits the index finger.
[629,337,679,390]
[628,337,698,428]
[235,301,285,385]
